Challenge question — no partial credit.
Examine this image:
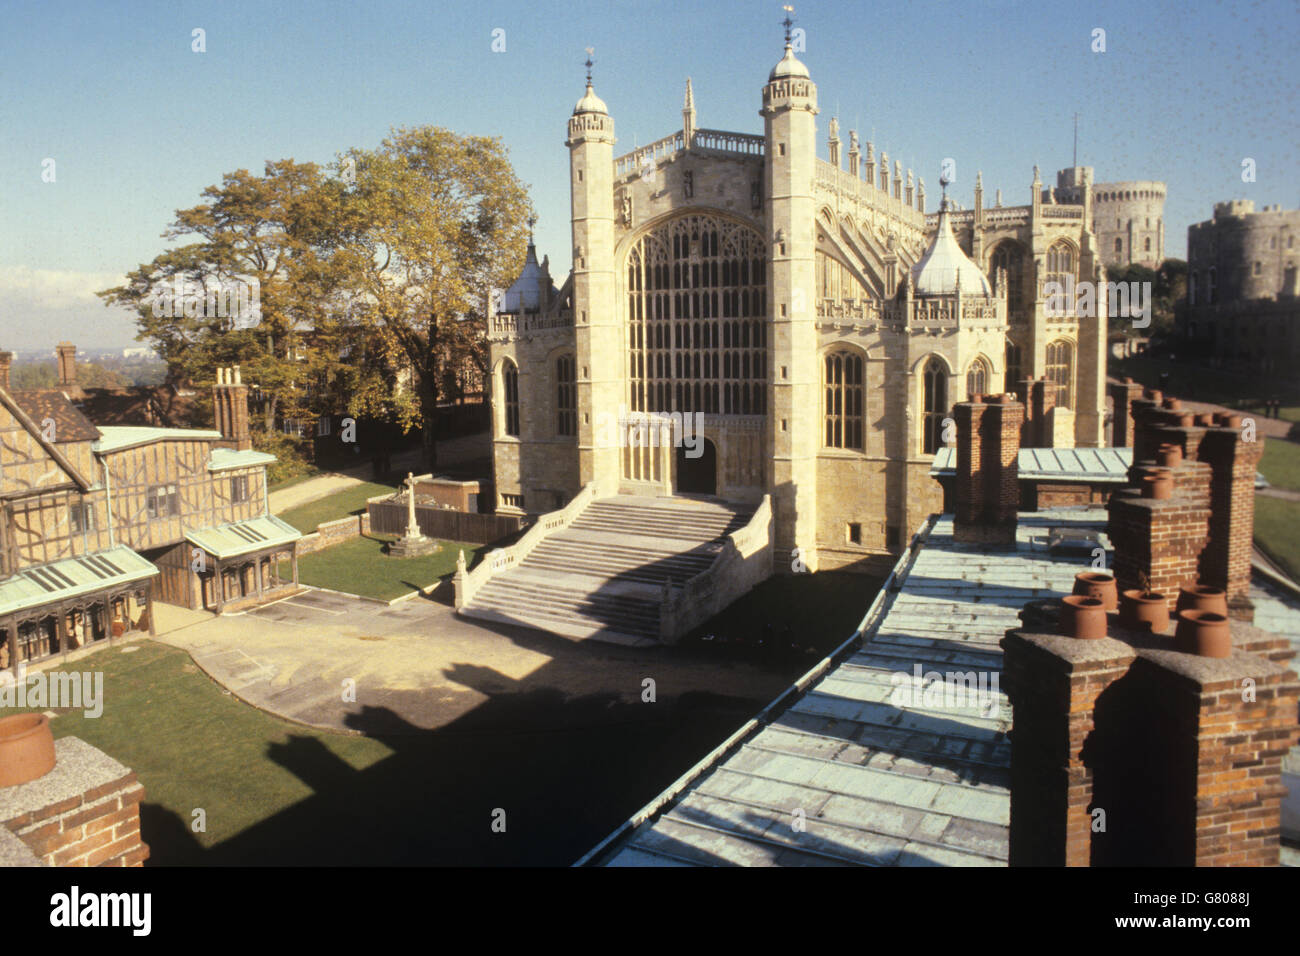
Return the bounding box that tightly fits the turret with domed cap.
[911,172,992,297]
[763,5,821,572]
[567,47,620,493]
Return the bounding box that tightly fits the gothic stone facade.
[488,46,1109,573]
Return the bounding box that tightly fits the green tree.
[335,127,532,468]
[97,160,357,432]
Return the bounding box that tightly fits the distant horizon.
[2,0,1296,350]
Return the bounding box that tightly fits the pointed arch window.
[1047,241,1076,281]
[1046,340,1074,410]
[1005,341,1022,392]
[502,361,520,437]
[966,358,989,400]
[989,242,1025,315]
[556,355,576,437]
[922,358,948,455]
[824,350,864,450]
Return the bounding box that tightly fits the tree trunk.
[420,377,439,472]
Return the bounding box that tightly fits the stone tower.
[566,64,621,495]
[761,34,820,570]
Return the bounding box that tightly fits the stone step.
[462,495,756,646]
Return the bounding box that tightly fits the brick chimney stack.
[55,342,77,387]
[0,351,11,391]
[1015,377,1056,448]
[1002,612,1298,866]
[1107,396,1261,621]
[212,365,252,451]
[953,394,1024,544]
[1107,377,1144,447]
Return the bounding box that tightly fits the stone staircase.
[460,496,754,645]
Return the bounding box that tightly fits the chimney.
[0,351,11,391]
[1107,397,1261,620]
[212,365,252,451]
[1107,377,1144,447]
[1196,415,1263,620]
[1002,605,1298,866]
[1107,398,1213,612]
[1015,377,1056,448]
[953,394,1023,545]
[56,341,77,387]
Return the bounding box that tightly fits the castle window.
[625,214,766,418]
[1254,261,1262,276]
[231,475,248,503]
[1114,238,1123,254]
[1046,340,1074,410]
[1004,341,1022,391]
[556,355,576,436]
[1046,241,1076,285]
[823,350,864,450]
[966,358,989,399]
[1207,268,1217,304]
[1144,237,1151,252]
[847,523,862,545]
[922,358,948,455]
[503,361,520,437]
[989,242,1026,316]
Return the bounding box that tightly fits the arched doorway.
[676,439,717,495]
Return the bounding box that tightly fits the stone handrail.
[659,495,773,643]
[454,482,595,608]
[693,128,765,155]
[615,132,685,176]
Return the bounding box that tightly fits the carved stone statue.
[828,117,839,140]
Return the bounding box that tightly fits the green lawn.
[276,481,399,534]
[282,533,487,601]
[15,642,393,864]
[1259,438,1300,493]
[1255,496,1300,582]
[1111,356,1300,409]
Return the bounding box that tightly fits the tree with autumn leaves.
[100,127,532,470]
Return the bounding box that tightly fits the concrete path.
[152,586,790,736]
[1259,486,1300,502]
[268,432,490,515]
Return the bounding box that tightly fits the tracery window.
[823,350,864,450]
[989,242,1026,315]
[1046,340,1074,410]
[922,358,948,455]
[502,361,520,437]
[625,214,767,416]
[1046,241,1076,283]
[966,358,989,399]
[1005,341,1022,392]
[556,355,576,437]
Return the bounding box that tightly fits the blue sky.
[0,0,1296,350]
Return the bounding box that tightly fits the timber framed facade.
[0,359,299,673]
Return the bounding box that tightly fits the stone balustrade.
[659,495,773,642]
[453,482,595,608]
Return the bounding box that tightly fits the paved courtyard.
[154,586,794,735]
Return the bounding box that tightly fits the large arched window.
[922,358,948,455]
[966,357,990,400]
[625,214,767,416]
[502,361,520,437]
[989,242,1026,316]
[556,355,576,437]
[1046,241,1076,283]
[1046,340,1074,410]
[1005,341,1022,392]
[824,350,864,450]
